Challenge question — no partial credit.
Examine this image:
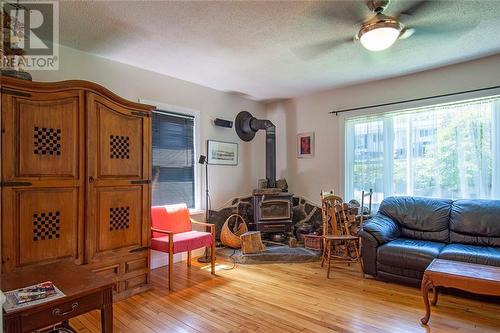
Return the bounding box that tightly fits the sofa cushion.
[379,196,452,242]
[377,238,446,272]
[438,243,500,267]
[450,199,500,246]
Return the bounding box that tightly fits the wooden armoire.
[1,77,154,300]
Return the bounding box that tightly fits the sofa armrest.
[358,229,379,277]
[361,214,400,245]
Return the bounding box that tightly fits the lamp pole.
[197,155,212,263]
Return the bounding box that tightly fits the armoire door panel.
[95,101,143,179]
[2,92,82,180]
[87,91,151,266]
[96,187,142,253]
[7,187,80,267]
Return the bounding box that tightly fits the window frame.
[140,99,201,210]
[340,87,500,200]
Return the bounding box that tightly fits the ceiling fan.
[294,0,474,58]
[357,0,414,51]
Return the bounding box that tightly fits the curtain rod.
[329,85,500,116]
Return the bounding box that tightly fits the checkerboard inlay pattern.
[34,126,62,155]
[109,135,130,159]
[33,211,61,241]
[109,206,130,231]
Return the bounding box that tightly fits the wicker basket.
[303,234,323,251]
[220,214,248,249]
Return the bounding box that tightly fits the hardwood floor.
[70,258,500,333]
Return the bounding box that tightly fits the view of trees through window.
[345,97,500,210]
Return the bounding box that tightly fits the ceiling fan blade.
[404,21,478,39]
[310,1,369,26]
[399,27,416,40]
[291,37,354,60]
[396,0,433,18]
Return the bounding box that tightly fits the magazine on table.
[3,281,65,313]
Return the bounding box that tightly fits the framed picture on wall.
[207,140,238,165]
[297,132,314,158]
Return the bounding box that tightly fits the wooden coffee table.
[421,259,500,325]
[1,262,114,332]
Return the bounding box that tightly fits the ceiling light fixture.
[358,15,402,51]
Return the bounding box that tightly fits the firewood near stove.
[241,231,266,254]
[276,178,288,191]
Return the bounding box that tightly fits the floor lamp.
[197,155,212,263]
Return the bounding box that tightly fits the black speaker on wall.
[214,118,233,128]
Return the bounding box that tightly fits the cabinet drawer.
[92,264,120,292]
[125,273,148,290]
[22,293,102,332]
[93,264,119,277]
[125,257,148,273]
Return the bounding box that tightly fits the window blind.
[152,111,195,208]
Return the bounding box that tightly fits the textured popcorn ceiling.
[59,0,500,101]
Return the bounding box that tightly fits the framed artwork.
[297,132,314,158]
[207,140,238,165]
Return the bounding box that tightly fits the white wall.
[267,53,500,205]
[29,45,267,210]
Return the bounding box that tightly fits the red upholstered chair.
[151,204,215,290]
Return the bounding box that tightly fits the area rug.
[217,244,321,264]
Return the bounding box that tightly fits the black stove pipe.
[250,118,276,188]
[235,111,276,188]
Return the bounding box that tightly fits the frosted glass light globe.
[359,26,401,52]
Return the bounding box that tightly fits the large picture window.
[152,111,195,207]
[345,96,500,210]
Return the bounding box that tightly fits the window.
[345,96,500,210]
[152,111,195,208]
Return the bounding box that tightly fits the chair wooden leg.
[210,243,216,275]
[210,226,216,275]
[187,251,192,267]
[356,239,364,278]
[168,252,174,290]
[168,233,174,290]
[327,240,332,279]
[320,238,326,267]
[354,239,361,258]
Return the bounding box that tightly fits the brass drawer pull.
[52,302,79,316]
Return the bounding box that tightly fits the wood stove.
[235,111,294,237]
[252,189,293,234]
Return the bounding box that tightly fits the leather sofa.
[359,196,500,286]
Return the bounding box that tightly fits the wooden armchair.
[151,203,216,290]
[320,192,362,278]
